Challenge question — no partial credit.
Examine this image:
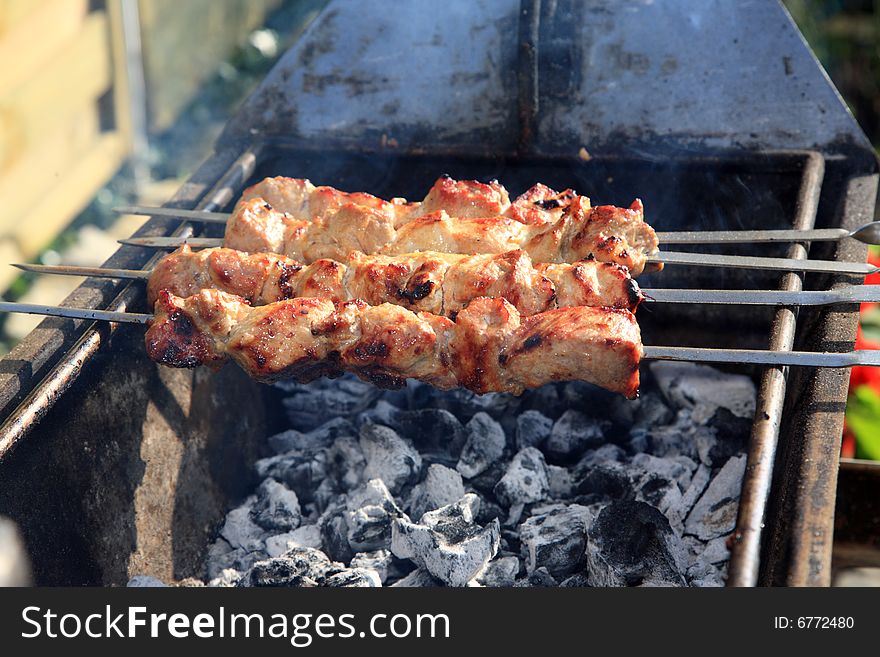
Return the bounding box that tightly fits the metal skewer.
[0,300,876,368]
[114,237,880,276]
[115,204,880,246]
[0,302,151,324]
[13,263,880,307]
[114,206,229,223]
[656,220,880,245]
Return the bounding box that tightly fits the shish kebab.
[2,291,879,400]
[118,190,880,278]
[17,246,880,313]
[117,175,880,247]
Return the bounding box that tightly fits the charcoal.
[205,537,267,581]
[577,444,626,468]
[360,401,466,460]
[242,547,343,587]
[324,568,381,587]
[574,461,632,502]
[456,412,506,478]
[519,504,596,578]
[319,507,354,563]
[631,453,693,491]
[636,421,700,460]
[515,567,558,587]
[463,460,506,497]
[265,524,323,557]
[351,549,394,584]
[560,382,618,416]
[678,463,712,517]
[515,410,553,450]
[346,479,407,551]
[685,455,746,540]
[407,464,465,519]
[473,497,506,526]
[282,376,383,430]
[390,568,443,587]
[702,536,731,564]
[312,479,341,515]
[687,561,725,587]
[629,392,675,431]
[415,386,521,425]
[650,362,756,419]
[208,568,242,587]
[474,555,521,587]
[220,497,266,552]
[359,424,422,494]
[391,494,501,587]
[494,448,550,510]
[127,575,167,587]
[586,501,686,587]
[256,450,328,504]
[268,417,358,453]
[545,410,609,461]
[696,409,750,466]
[327,436,367,492]
[547,465,574,499]
[520,384,566,418]
[559,572,591,587]
[251,479,302,532]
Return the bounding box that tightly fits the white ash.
[359,424,422,494]
[391,494,501,587]
[456,412,506,478]
[196,364,752,588]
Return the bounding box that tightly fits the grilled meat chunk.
[146,289,643,398]
[146,246,643,314]
[225,193,659,276]
[236,175,576,227]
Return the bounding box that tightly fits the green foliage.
[847,386,880,460]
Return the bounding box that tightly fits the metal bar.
[0,144,263,461]
[728,151,824,588]
[0,302,150,324]
[12,263,151,280]
[643,286,880,306]
[17,261,880,307]
[516,0,541,154]
[656,227,849,244]
[4,299,880,366]
[114,206,230,223]
[642,346,880,368]
[119,236,222,249]
[650,250,875,275]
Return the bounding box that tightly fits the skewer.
[0,302,151,324]
[0,300,876,368]
[113,237,880,276]
[13,263,880,307]
[114,205,880,246]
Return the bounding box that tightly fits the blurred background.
[0,0,878,458]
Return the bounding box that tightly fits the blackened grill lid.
[219,0,873,159]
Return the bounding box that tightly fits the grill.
[0,0,876,586]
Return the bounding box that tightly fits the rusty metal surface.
[0,147,269,584]
[728,152,824,586]
[832,459,880,572]
[221,0,872,158]
[760,157,877,586]
[220,0,521,155]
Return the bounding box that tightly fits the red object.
[850,325,880,391]
[841,424,857,458]
[861,251,880,315]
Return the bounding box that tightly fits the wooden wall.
[0,0,287,291]
[0,0,132,289]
